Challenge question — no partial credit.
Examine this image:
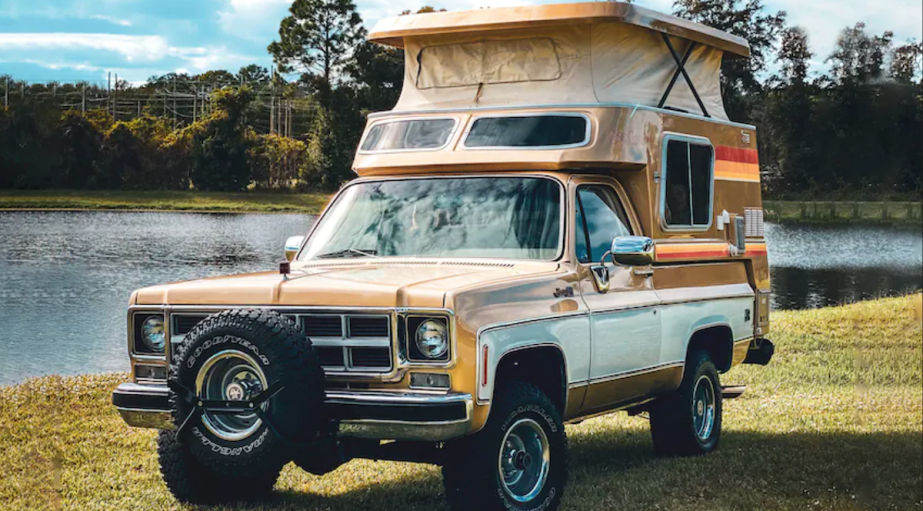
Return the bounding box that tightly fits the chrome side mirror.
[610,236,655,268]
[284,236,305,262]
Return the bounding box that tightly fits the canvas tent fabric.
[395,22,729,120]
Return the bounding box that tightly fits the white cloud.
[218,0,293,41]
[91,14,133,27]
[0,33,196,63]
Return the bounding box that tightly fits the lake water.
[1,211,920,385]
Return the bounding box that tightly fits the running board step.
[721,385,746,400]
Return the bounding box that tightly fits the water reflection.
[765,223,922,310]
[0,211,316,385]
[0,211,920,385]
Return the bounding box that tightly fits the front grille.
[168,310,393,375]
[303,315,343,337]
[348,316,389,338]
[173,315,207,335]
[350,347,392,369]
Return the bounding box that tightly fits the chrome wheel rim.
[692,374,716,441]
[498,418,550,503]
[195,350,268,442]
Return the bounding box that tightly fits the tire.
[650,350,723,457]
[442,382,567,511]
[158,430,280,504]
[169,309,325,478]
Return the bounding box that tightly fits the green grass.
[0,190,332,214]
[2,296,921,511]
[765,200,923,225]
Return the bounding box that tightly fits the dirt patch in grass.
[2,296,920,510]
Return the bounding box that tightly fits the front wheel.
[442,382,567,511]
[650,350,723,456]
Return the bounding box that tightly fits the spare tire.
[169,309,325,478]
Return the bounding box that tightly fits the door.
[572,179,663,414]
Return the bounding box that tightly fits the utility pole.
[114,74,119,121]
[4,78,8,108]
[107,72,111,117]
[172,75,177,129]
[193,82,197,123]
[81,84,86,113]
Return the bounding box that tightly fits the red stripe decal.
[715,146,759,164]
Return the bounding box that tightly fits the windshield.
[301,177,562,261]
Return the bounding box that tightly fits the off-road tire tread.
[168,308,325,478]
[442,381,568,511]
[157,430,279,504]
[650,350,723,457]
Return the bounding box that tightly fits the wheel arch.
[685,323,735,373]
[492,344,568,415]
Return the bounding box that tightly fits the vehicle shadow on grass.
[185,427,922,511]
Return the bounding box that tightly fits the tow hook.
[744,338,775,366]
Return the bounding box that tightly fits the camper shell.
[112,4,774,510]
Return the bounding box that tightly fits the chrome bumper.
[112,383,473,442]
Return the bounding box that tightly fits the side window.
[575,185,632,264]
[663,139,714,229]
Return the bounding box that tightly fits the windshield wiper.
[316,248,379,259]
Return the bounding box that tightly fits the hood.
[133,260,560,309]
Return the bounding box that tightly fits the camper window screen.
[465,116,589,148]
[360,119,456,152]
[663,139,713,228]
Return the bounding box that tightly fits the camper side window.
[662,139,714,229]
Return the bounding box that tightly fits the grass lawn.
[764,200,922,225]
[1,295,921,511]
[0,190,332,214]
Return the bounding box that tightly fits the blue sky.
[1,0,920,85]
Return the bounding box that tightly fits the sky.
[0,0,920,85]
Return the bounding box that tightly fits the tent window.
[360,119,457,152]
[417,38,562,89]
[464,115,590,149]
[662,139,713,229]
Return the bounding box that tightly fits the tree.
[673,0,786,122]
[347,41,404,111]
[777,26,812,84]
[890,41,923,83]
[268,0,365,93]
[190,88,256,191]
[827,23,893,83]
[237,64,271,85]
[58,110,103,188]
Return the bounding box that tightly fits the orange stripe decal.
[715,160,760,182]
[657,242,768,261]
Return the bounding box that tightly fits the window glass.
[576,186,632,263]
[663,139,713,228]
[301,177,562,261]
[360,119,455,152]
[465,116,588,148]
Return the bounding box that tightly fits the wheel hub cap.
[195,350,269,442]
[692,375,716,441]
[498,418,551,503]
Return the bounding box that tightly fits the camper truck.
[112,3,775,510]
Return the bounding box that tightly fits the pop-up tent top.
[369,2,750,121]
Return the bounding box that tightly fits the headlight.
[140,315,166,352]
[415,319,448,359]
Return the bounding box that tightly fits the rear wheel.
[442,382,567,511]
[650,350,723,456]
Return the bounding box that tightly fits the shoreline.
[2,295,920,510]
[1,192,919,224]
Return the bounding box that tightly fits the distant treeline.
[0,0,920,198]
